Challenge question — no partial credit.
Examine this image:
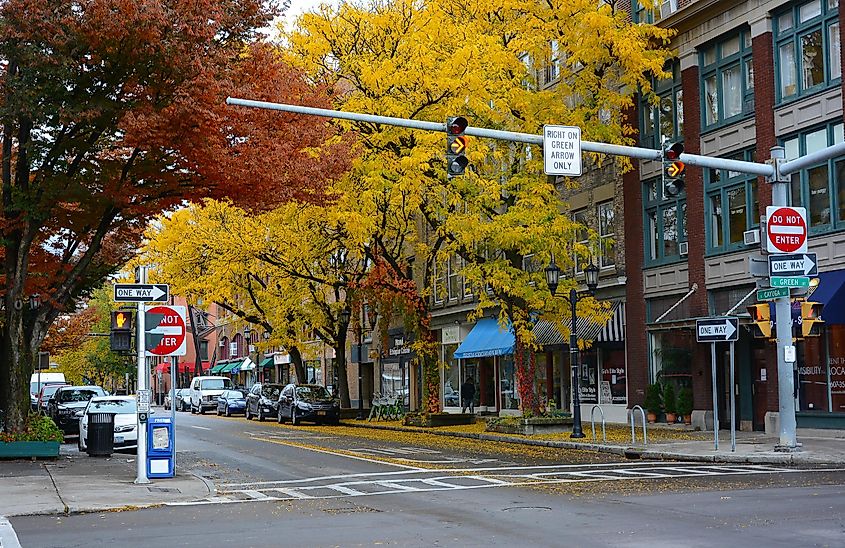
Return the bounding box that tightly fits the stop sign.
[145,305,187,356]
[766,206,807,253]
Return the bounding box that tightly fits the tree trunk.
[514,336,537,416]
[418,327,440,414]
[334,337,351,408]
[288,346,307,385]
[0,302,44,431]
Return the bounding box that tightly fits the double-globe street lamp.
[544,260,599,439]
[341,304,378,420]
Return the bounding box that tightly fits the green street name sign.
[757,287,790,301]
[770,276,810,288]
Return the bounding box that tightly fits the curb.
[339,421,845,466]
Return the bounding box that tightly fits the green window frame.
[643,178,687,266]
[775,0,841,103]
[783,121,845,233]
[705,149,759,254]
[640,60,683,150]
[699,28,755,129]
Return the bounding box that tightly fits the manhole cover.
[502,506,552,512]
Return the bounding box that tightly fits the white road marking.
[0,516,22,548]
[189,425,211,431]
[249,435,424,471]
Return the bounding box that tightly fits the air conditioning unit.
[679,241,689,256]
[743,229,761,246]
[219,340,225,347]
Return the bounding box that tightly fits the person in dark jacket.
[461,377,476,414]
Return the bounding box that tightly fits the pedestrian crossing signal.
[110,311,132,331]
[747,304,773,339]
[800,301,824,337]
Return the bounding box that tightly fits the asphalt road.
[11,410,845,547]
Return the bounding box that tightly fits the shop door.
[751,347,769,431]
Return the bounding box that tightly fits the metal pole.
[357,307,364,420]
[770,146,799,450]
[570,288,584,438]
[730,342,736,453]
[711,342,719,451]
[135,266,149,484]
[170,354,177,467]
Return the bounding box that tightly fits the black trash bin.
[87,412,115,457]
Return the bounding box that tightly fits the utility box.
[146,416,174,478]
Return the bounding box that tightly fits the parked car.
[30,372,67,409]
[37,383,68,414]
[49,385,107,435]
[216,390,247,416]
[277,383,340,425]
[175,388,191,412]
[245,383,284,421]
[189,376,233,414]
[77,396,138,453]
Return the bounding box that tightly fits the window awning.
[210,361,228,374]
[260,357,274,368]
[221,361,239,373]
[532,301,623,346]
[453,318,514,359]
[810,269,845,324]
[598,302,626,342]
[239,357,256,372]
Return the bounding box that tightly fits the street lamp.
[243,325,252,388]
[339,307,351,399]
[545,259,600,439]
[360,305,377,420]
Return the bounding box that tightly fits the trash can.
[87,412,115,457]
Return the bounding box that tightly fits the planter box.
[0,441,60,459]
[486,417,573,436]
[403,413,475,427]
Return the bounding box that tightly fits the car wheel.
[77,435,84,452]
[258,408,265,422]
[291,408,299,426]
[226,406,231,417]
[199,405,205,415]
[191,403,196,414]
[277,409,284,424]
[245,406,251,420]
[216,407,222,416]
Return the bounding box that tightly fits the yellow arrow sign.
[666,161,685,178]
[449,135,467,154]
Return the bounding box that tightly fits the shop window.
[640,60,683,150]
[442,343,460,407]
[775,0,841,102]
[305,360,322,384]
[705,149,759,253]
[783,121,845,233]
[578,348,627,405]
[643,178,687,266]
[700,28,754,128]
[598,201,616,268]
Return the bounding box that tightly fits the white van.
[189,376,233,414]
[30,372,67,408]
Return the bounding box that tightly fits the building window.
[433,261,445,304]
[597,201,616,268]
[200,340,209,361]
[700,29,754,128]
[447,254,461,301]
[705,149,759,253]
[775,0,841,102]
[542,40,560,85]
[572,209,589,273]
[644,178,687,265]
[784,121,845,232]
[633,0,677,23]
[640,60,683,149]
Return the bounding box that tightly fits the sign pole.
[135,267,150,485]
[711,342,719,451]
[730,341,736,453]
[170,354,177,468]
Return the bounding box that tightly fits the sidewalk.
[0,445,211,518]
[343,420,845,466]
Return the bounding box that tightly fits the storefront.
[450,318,516,415]
[381,329,413,409]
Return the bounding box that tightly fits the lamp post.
[243,325,252,389]
[545,260,600,439]
[339,307,351,404]
[362,306,378,420]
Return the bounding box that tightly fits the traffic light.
[747,303,773,339]
[446,116,469,177]
[110,310,133,352]
[662,141,685,197]
[800,301,824,337]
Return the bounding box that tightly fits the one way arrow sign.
[113,284,169,303]
[696,317,739,343]
[768,253,818,277]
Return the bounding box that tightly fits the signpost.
[765,206,808,254]
[696,317,739,452]
[543,125,582,176]
[114,284,169,303]
[768,253,817,277]
[144,305,188,357]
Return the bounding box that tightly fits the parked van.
[189,376,233,414]
[30,372,67,409]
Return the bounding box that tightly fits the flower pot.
[683,414,692,425]
[665,412,677,424]
[0,441,60,459]
[646,412,657,424]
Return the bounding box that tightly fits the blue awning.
[453,318,514,359]
[811,269,845,324]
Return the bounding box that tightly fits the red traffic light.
[665,142,684,160]
[448,116,468,135]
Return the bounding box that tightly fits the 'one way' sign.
[696,317,739,343]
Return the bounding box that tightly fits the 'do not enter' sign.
[766,206,807,254]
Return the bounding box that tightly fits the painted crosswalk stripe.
[0,516,22,548]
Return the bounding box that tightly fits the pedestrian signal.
[110,311,132,331]
[800,301,824,337]
[747,304,773,339]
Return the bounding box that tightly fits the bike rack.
[630,405,648,446]
[590,405,606,443]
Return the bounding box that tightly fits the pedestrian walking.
[461,377,476,414]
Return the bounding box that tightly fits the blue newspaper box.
[146,416,174,478]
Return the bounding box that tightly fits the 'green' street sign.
[757,287,790,301]
[770,276,810,288]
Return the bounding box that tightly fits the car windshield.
[89,400,136,414]
[261,386,282,399]
[41,385,63,398]
[225,390,245,399]
[296,385,331,402]
[200,379,232,390]
[58,388,102,403]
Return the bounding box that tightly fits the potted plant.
[677,387,693,425]
[0,414,63,458]
[644,383,662,423]
[663,384,677,424]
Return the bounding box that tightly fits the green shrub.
[677,387,694,416]
[644,383,662,414]
[0,414,63,443]
[663,384,676,414]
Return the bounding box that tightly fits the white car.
[189,376,234,414]
[77,396,138,453]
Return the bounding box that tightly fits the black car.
[216,390,247,416]
[277,384,340,425]
[49,385,107,434]
[245,383,285,421]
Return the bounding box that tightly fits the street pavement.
[2,409,844,547]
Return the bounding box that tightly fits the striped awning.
[598,301,625,342]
